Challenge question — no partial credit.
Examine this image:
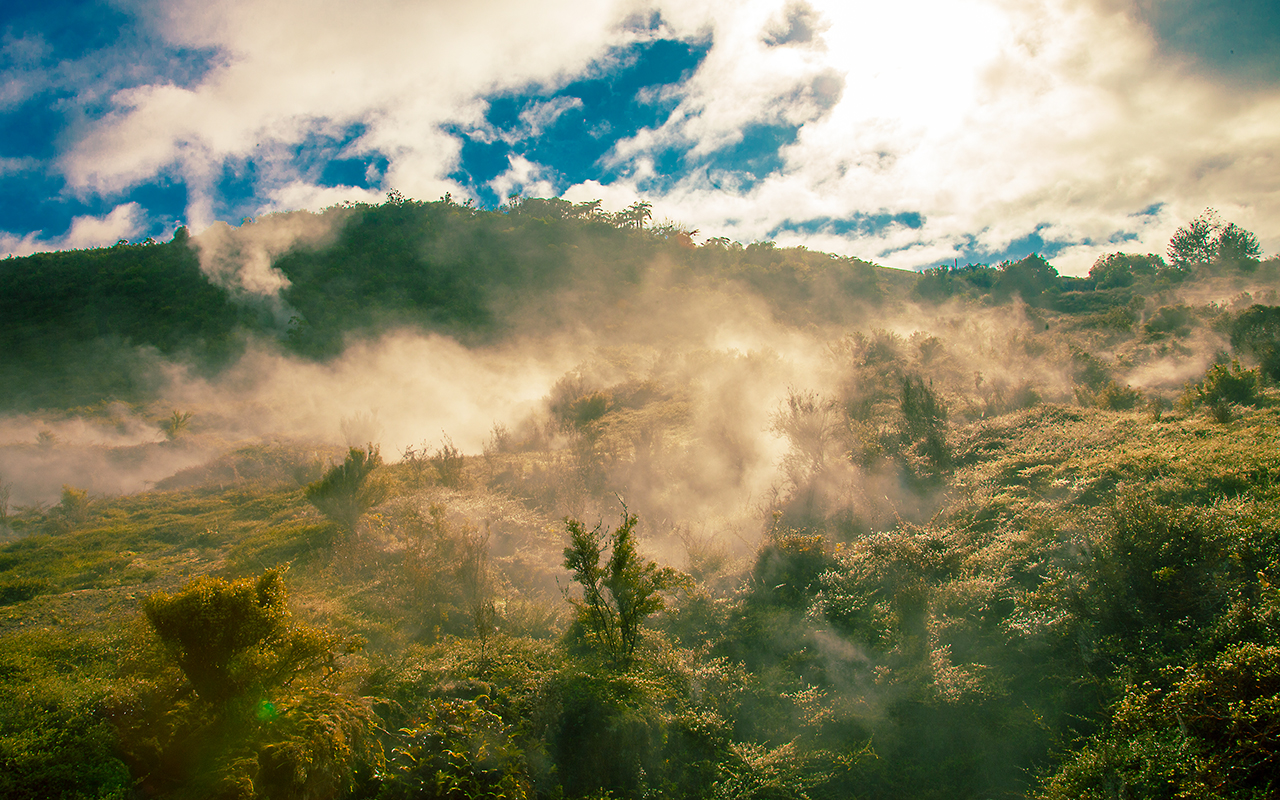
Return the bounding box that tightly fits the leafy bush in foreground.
[380,696,531,800]
[115,569,378,799]
[143,568,338,705]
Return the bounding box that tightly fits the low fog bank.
[0,407,212,507]
[5,259,1243,548]
[5,201,1273,537]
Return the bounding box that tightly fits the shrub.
[1231,304,1280,381]
[305,445,388,532]
[159,410,193,441]
[563,509,683,668]
[1076,381,1143,411]
[772,389,840,489]
[1183,360,1260,413]
[255,691,380,800]
[1143,304,1195,339]
[0,629,130,800]
[380,697,531,800]
[712,741,853,800]
[543,667,667,798]
[120,570,374,799]
[429,436,466,488]
[142,568,339,705]
[1039,644,1280,799]
[55,485,90,528]
[400,504,497,645]
[899,373,951,476]
[750,526,835,610]
[1098,494,1224,634]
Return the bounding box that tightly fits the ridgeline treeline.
[2,199,1280,800]
[0,194,893,409]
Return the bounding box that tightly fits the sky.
[1,0,1277,273]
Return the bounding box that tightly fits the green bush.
[0,629,131,800]
[898,373,951,480]
[1183,360,1260,413]
[254,691,380,800]
[543,667,667,798]
[117,570,375,799]
[305,445,388,532]
[1143,304,1196,339]
[563,510,683,668]
[1231,304,1280,381]
[55,485,91,528]
[142,568,338,705]
[1076,380,1143,411]
[429,436,466,488]
[399,504,497,645]
[1040,644,1280,799]
[750,527,835,610]
[379,696,531,800]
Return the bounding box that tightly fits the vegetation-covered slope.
[1,199,1279,799]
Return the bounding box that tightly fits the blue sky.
[2,0,1278,273]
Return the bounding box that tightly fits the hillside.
[1,198,1279,800]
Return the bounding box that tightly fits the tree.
[1167,209,1219,272]
[1214,222,1263,270]
[1087,253,1135,289]
[562,509,680,668]
[616,200,653,230]
[1088,252,1164,289]
[994,253,1059,301]
[304,445,387,532]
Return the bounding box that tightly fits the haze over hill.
[0,196,1272,509]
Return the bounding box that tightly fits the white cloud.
[490,154,559,201]
[519,96,585,138]
[48,0,1280,273]
[1,203,144,257]
[261,180,385,214]
[62,0,645,221]
[592,0,1280,272]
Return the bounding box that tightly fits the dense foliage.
[1,194,893,409]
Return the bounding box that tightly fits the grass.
[0,346,1278,799]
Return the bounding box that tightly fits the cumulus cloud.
[579,0,1275,272]
[61,0,644,213]
[37,0,1280,273]
[490,154,560,201]
[560,0,1274,273]
[1,203,143,257]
